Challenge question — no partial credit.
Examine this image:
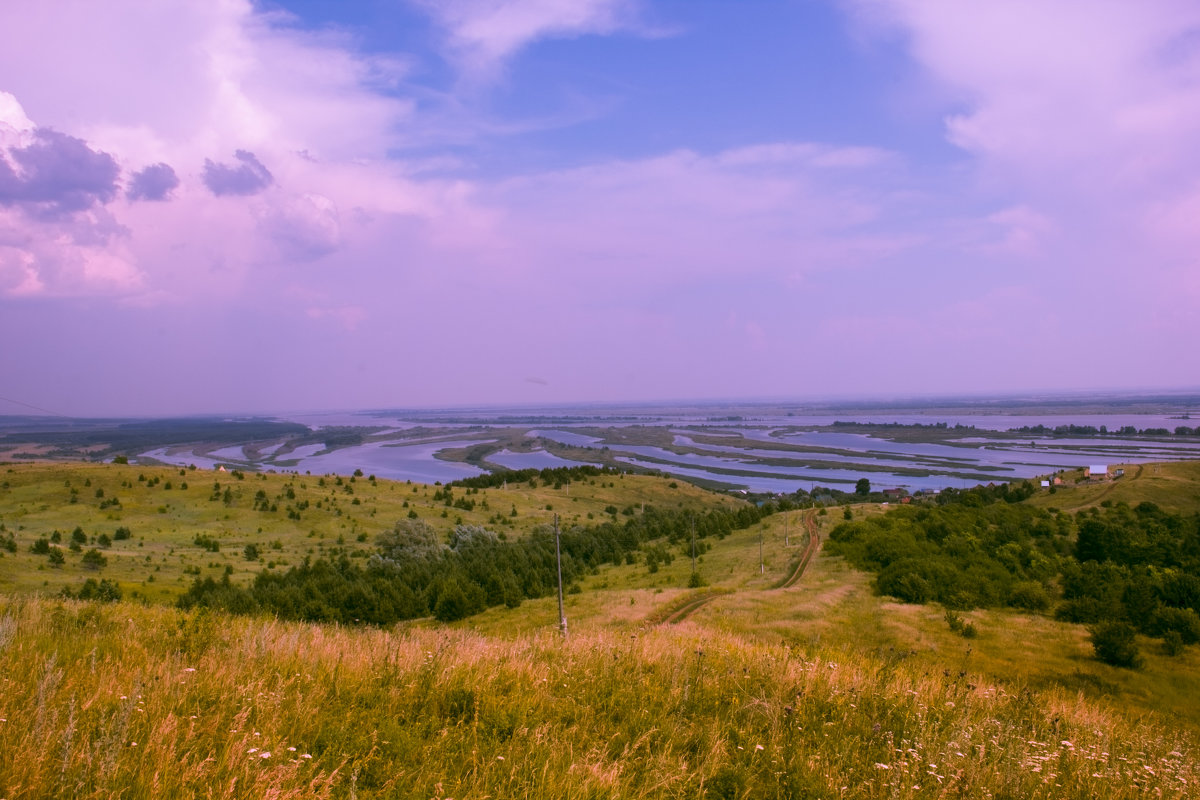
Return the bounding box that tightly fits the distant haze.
[1,1,1199,417]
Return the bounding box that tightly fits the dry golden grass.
[1,595,1197,799]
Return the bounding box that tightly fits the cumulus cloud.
[202,150,274,196]
[127,163,179,202]
[262,192,342,260]
[0,128,120,217]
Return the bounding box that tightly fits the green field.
[0,461,732,603]
[2,459,1199,798]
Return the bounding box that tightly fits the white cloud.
[414,0,647,79]
[846,0,1200,307]
[0,0,435,300]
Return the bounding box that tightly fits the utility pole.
[554,514,567,638]
[690,517,696,575]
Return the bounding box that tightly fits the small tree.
[48,548,66,567]
[855,478,871,496]
[81,548,107,570]
[244,543,260,561]
[434,580,470,622]
[1090,621,1142,668]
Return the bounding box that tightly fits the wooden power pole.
[690,517,696,575]
[759,525,764,574]
[554,514,567,638]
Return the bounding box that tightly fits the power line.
[0,394,68,417]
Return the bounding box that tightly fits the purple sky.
[1,0,1198,416]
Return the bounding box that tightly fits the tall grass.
[1,596,1194,799]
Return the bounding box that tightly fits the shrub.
[434,581,470,622]
[81,549,107,570]
[1090,621,1142,668]
[1150,607,1200,645]
[75,578,122,602]
[1007,581,1051,611]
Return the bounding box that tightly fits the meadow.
[1,459,1199,798]
[0,461,731,603]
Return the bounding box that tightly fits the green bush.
[1089,621,1142,668]
[1150,607,1200,644]
[1007,581,1051,611]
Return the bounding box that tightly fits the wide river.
[137,400,1200,493]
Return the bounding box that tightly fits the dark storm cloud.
[127,162,180,202]
[0,128,120,216]
[202,149,274,196]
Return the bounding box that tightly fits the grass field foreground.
[1,595,1196,800]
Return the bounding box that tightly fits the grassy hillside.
[0,461,733,602]
[3,460,1200,797]
[1023,460,1200,514]
[1,596,1195,800]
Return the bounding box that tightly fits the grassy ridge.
[4,461,1200,797]
[1023,461,1200,514]
[1,596,1196,800]
[0,462,732,602]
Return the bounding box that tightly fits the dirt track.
[661,510,822,624]
[777,511,820,589]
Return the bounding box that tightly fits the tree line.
[826,488,1200,665]
[178,500,773,625]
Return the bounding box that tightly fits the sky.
[1,0,1199,417]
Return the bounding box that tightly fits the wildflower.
[183,667,196,673]
[260,752,272,759]
[497,756,505,761]
[287,747,297,752]
[302,754,312,759]
[130,742,137,747]
[249,748,258,754]
[874,763,891,770]
[755,745,764,751]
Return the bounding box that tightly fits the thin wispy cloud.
[414,0,649,80]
